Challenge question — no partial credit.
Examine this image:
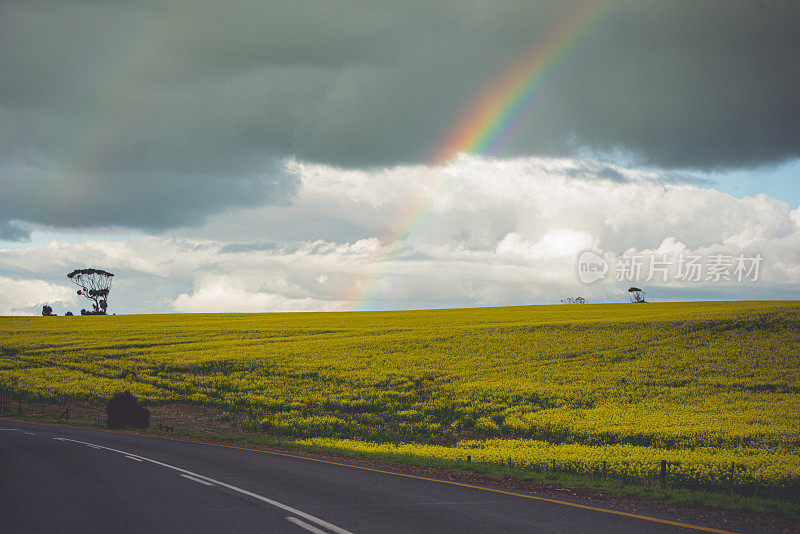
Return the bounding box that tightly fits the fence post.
[602,460,607,480]
[660,460,667,488]
[729,462,735,496]
[19,394,22,415]
[466,455,471,463]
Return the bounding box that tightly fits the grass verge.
[274,438,800,520]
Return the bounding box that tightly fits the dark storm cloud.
[1,0,798,232]
[0,221,31,242]
[550,1,800,170]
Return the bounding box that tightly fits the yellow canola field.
[298,437,800,492]
[1,300,798,493]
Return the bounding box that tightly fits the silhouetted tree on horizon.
[68,268,114,314]
[628,287,647,303]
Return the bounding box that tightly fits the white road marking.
[0,428,21,431]
[181,474,215,486]
[57,438,353,534]
[86,444,103,449]
[24,432,35,435]
[125,455,143,462]
[286,516,331,534]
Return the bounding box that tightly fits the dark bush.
[106,391,150,429]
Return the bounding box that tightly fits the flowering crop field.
[1,300,798,495]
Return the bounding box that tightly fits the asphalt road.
[0,421,737,534]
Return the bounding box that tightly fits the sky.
[1,0,798,315]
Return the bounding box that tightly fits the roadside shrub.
[106,391,150,429]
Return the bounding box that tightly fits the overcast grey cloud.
[0,221,31,242]
[1,0,798,235]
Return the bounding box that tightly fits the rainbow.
[346,1,614,310]
[434,0,613,164]
[344,172,458,310]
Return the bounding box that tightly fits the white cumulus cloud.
[0,276,77,315]
[1,155,798,314]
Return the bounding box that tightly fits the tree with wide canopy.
[67,268,114,314]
